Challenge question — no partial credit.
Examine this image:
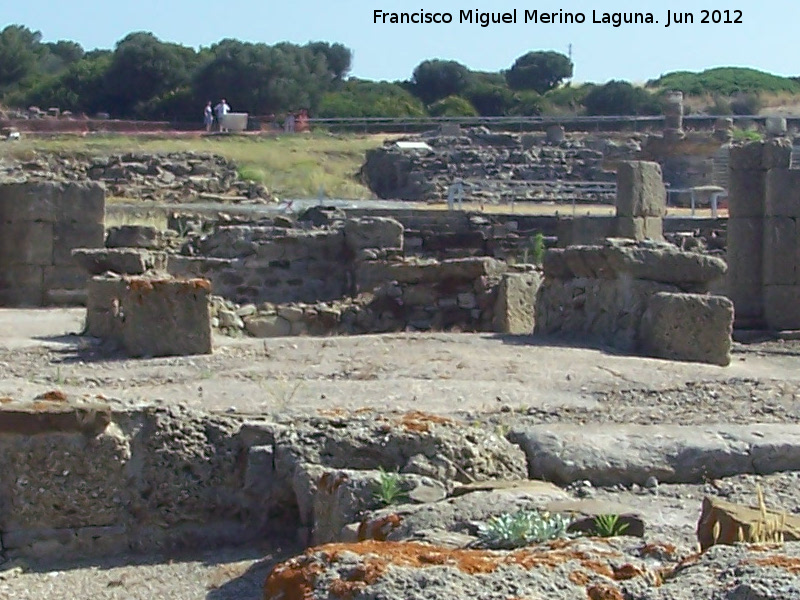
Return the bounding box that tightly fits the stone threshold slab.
[510,423,800,485]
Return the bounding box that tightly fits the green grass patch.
[1,132,386,200]
[732,128,764,142]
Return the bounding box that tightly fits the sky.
[3,0,797,84]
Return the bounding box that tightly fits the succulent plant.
[476,510,573,549]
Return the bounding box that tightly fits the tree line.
[0,25,781,122]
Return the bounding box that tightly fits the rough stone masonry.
[0,181,105,306]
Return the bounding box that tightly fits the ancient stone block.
[493,271,542,334]
[729,141,764,171]
[57,182,105,224]
[402,284,438,306]
[726,217,763,320]
[0,222,53,265]
[0,181,60,222]
[766,169,800,217]
[243,314,292,337]
[43,266,88,305]
[0,265,44,307]
[764,285,800,331]
[120,278,212,357]
[344,217,404,252]
[559,216,614,246]
[105,225,158,249]
[643,217,664,241]
[542,249,571,280]
[0,424,127,531]
[639,292,733,366]
[72,248,165,275]
[762,217,797,285]
[86,276,126,338]
[53,222,105,265]
[697,496,800,551]
[615,161,666,218]
[727,169,766,218]
[762,137,793,170]
[615,217,644,241]
[604,240,727,289]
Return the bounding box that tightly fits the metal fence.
[302,114,787,134]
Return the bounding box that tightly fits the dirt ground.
[1,307,800,599]
[2,308,798,420]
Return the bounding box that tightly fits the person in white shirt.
[214,99,231,132]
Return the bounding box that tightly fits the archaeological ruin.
[3,112,800,599]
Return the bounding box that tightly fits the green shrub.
[648,67,800,96]
[317,79,426,118]
[428,95,478,117]
[584,81,661,116]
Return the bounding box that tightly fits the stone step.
[510,423,800,486]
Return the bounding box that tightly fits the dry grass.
[1,132,388,200]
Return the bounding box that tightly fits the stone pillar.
[727,142,767,325]
[727,139,792,328]
[614,161,666,242]
[763,140,800,330]
[663,91,685,141]
[0,181,104,307]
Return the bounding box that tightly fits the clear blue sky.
[4,0,797,83]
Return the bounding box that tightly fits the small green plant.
[732,128,764,142]
[373,468,409,507]
[477,510,573,549]
[531,232,546,265]
[591,514,630,537]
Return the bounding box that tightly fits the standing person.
[215,98,231,132]
[203,101,214,132]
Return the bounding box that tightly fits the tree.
[465,83,514,116]
[192,40,331,114]
[0,25,42,90]
[22,53,111,114]
[103,32,198,116]
[306,41,352,82]
[583,81,661,116]
[505,51,573,94]
[411,59,471,104]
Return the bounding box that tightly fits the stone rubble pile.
[0,151,273,203]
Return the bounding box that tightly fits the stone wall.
[0,181,104,306]
[0,399,525,560]
[166,217,403,305]
[536,239,732,365]
[209,259,541,337]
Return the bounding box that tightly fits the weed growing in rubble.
[531,232,546,265]
[591,514,630,538]
[373,468,409,507]
[476,510,573,549]
[710,484,787,547]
